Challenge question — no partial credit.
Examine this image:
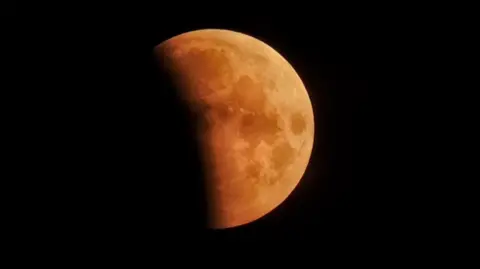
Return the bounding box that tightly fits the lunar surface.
[154,29,314,229]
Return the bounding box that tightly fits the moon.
[154,29,314,229]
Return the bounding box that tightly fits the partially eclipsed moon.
[154,29,314,229]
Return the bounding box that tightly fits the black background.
[24,4,417,243]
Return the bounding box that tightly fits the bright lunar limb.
[155,29,314,229]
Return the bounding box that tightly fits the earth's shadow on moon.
[148,53,212,233]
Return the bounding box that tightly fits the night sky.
[24,4,420,243]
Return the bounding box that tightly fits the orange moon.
[154,29,314,229]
